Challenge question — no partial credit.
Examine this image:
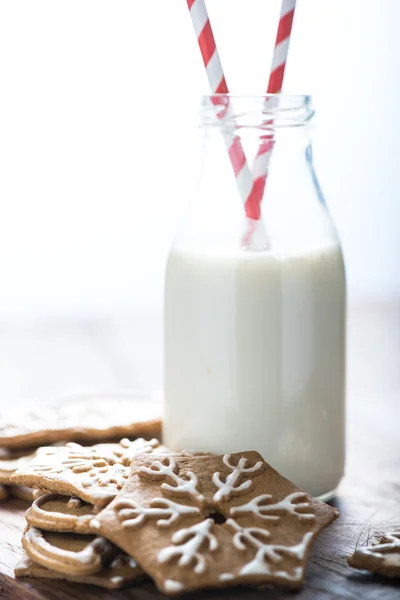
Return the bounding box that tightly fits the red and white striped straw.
[186,0,254,208]
[245,0,297,220]
[268,0,297,94]
[186,0,297,224]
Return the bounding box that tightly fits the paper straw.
[186,0,254,207]
[245,0,297,220]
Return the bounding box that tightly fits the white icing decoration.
[112,438,159,465]
[110,555,138,569]
[271,566,303,581]
[24,526,113,576]
[68,438,159,465]
[67,496,83,510]
[30,438,159,488]
[97,463,129,487]
[80,462,129,489]
[90,519,101,530]
[139,456,203,501]
[114,497,200,528]
[213,454,263,502]
[359,531,400,557]
[32,489,45,500]
[158,519,218,574]
[228,519,271,550]
[227,518,313,580]
[164,579,185,593]
[32,450,130,491]
[231,492,315,522]
[219,573,234,581]
[126,557,138,569]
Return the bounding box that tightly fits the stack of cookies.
[0,395,163,590]
[12,429,340,594]
[13,437,167,589]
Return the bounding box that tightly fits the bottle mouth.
[200,94,314,131]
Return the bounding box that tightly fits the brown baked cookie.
[0,394,161,448]
[8,485,35,503]
[348,530,400,577]
[22,526,117,576]
[32,489,48,500]
[15,550,143,589]
[12,437,161,507]
[26,493,97,534]
[0,447,37,484]
[91,451,339,595]
[0,484,8,501]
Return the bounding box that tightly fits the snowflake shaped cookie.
[91,451,339,595]
[12,438,161,507]
[348,529,400,578]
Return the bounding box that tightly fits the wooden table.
[1,303,400,599]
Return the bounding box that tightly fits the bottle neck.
[174,95,338,254]
[200,126,315,210]
[199,94,316,223]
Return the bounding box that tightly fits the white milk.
[164,242,346,498]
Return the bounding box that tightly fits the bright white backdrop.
[0,0,399,319]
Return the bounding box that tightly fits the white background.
[0,0,399,320]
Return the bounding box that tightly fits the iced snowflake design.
[30,438,160,491]
[112,438,159,465]
[63,438,159,467]
[362,531,400,556]
[158,519,218,574]
[227,518,313,578]
[348,528,400,578]
[139,456,203,502]
[114,497,201,528]
[113,453,318,582]
[351,530,400,564]
[212,454,263,501]
[230,491,315,521]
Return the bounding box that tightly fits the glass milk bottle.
[164,95,346,499]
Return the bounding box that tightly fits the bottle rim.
[200,94,314,131]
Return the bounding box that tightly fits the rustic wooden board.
[1,305,400,599]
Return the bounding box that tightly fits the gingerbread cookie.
[32,489,48,500]
[15,550,144,589]
[0,447,37,484]
[22,526,117,576]
[12,437,162,507]
[348,529,400,578]
[26,494,97,534]
[8,485,35,503]
[0,394,161,448]
[91,451,339,595]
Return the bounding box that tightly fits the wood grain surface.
[0,304,399,599]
